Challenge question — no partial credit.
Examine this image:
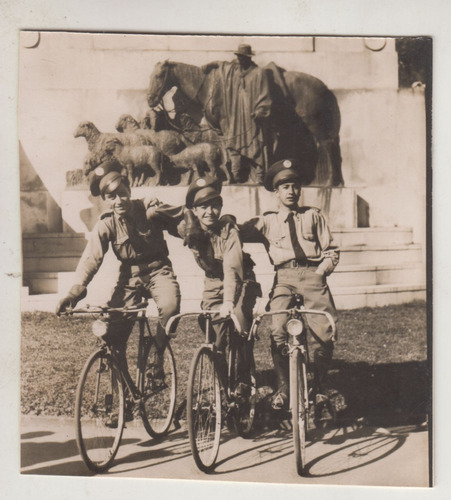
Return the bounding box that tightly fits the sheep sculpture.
[144,108,232,183]
[115,113,186,156]
[103,137,164,187]
[74,121,152,155]
[167,142,228,186]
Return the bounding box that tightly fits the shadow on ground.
[252,359,430,432]
[328,359,430,427]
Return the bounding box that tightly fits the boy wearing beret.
[56,160,182,402]
[240,159,340,423]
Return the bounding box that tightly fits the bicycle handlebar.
[59,302,150,316]
[165,310,241,339]
[251,307,336,338]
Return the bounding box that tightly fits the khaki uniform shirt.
[240,205,339,276]
[74,199,176,286]
[190,221,244,303]
[147,204,245,304]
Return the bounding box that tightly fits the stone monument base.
[61,185,359,233]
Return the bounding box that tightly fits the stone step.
[22,232,87,256]
[23,256,81,273]
[331,283,426,310]
[22,227,415,257]
[23,272,59,294]
[328,263,424,287]
[22,240,423,274]
[338,244,422,265]
[330,227,414,247]
[24,258,425,299]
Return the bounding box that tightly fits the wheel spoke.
[140,341,177,438]
[75,351,124,472]
[187,347,222,472]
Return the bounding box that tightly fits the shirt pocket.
[268,234,287,248]
[300,216,316,241]
[112,235,136,260]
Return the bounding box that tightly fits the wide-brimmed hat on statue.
[234,44,255,58]
[186,176,223,209]
[88,159,128,197]
[264,158,304,192]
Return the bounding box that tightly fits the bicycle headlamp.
[286,318,304,336]
[92,319,108,337]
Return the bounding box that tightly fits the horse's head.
[147,61,173,107]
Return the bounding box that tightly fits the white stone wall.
[19,32,426,244]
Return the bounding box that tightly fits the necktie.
[286,211,307,262]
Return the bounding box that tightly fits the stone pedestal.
[61,185,358,234]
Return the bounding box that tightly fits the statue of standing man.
[204,44,273,184]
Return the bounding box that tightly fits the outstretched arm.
[145,202,186,238]
[238,216,267,244]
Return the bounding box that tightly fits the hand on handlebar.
[56,285,87,316]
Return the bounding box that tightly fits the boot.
[312,341,334,396]
[313,341,335,427]
[271,344,289,410]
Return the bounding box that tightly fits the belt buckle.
[291,260,298,268]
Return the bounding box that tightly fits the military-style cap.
[88,159,126,197]
[264,158,303,191]
[185,176,222,209]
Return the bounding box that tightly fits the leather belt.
[275,259,320,270]
[126,259,170,275]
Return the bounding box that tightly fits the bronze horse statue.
[147,60,343,186]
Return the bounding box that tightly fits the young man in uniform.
[56,160,181,403]
[240,158,340,423]
[149,176,261,393]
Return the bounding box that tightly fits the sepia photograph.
[17,31,431,488]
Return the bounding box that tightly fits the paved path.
[20,415,429,487]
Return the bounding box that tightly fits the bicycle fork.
[289,342,310,421]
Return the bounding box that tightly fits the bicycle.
[166,310,257,473]
[250,294,336,476]
[61,302,177,473]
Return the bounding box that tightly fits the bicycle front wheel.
[75,349,125,473]
[140,340,177,438]
[187,346,222,473]
[290,348,309,476]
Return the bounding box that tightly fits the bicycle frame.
[64,303,153,401]
[166,310,242,393]
[250,300,336,475]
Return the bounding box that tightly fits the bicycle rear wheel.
[140,340,177,438]
[228,337,256,438]
[290,348,309,476]
[187,346,222,472]
[75,349,125,473]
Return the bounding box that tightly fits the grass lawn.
[21,301,429,426]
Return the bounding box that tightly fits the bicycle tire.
[75,349,125,473]
[290,348,309,476]
[140,340,177,438]
[228,337,256,438]
[187,346,222,472]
